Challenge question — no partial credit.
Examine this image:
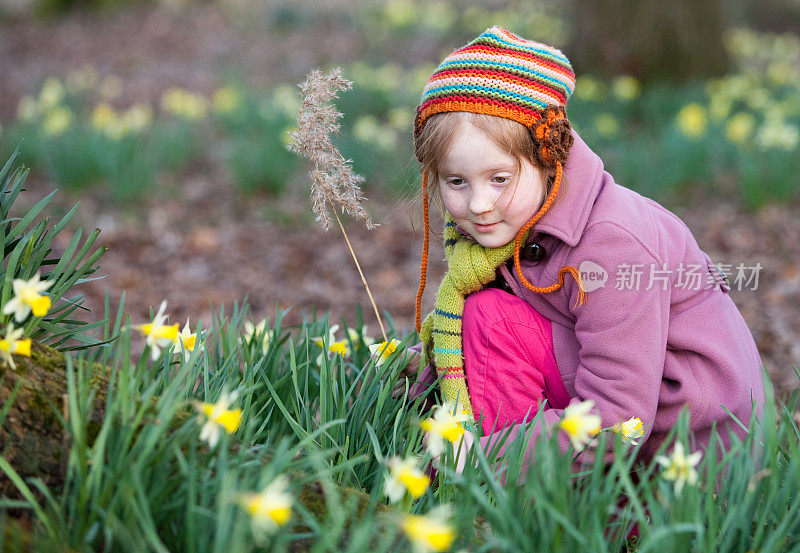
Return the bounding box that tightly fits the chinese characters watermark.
[579,261,762,292]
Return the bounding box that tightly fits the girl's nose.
[469,186,496,215]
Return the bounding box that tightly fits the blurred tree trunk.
[568,0,731,82]
[736,0,800,33]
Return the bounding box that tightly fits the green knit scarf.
[419,216,528,429]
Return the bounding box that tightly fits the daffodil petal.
[14,339,31,357]
[28,295,51,317]
[218,409,242,434]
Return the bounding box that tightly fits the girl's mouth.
[473,222,500,232]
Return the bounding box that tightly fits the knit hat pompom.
[531,105,574,169]
[414,25,576,164]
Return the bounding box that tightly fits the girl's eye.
[492,175,512,185]
[445,178,465,187]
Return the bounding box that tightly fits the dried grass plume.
[287,68,376,230]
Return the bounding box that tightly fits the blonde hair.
[414,111,561,216]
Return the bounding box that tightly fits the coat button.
[521,242,547,262]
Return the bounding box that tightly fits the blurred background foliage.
[0,0,798,209]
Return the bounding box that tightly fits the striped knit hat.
[414,25,576,161]
[413,27,585,426]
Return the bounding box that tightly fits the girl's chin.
[471,233,516,248]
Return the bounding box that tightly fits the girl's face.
[438,120,548,248]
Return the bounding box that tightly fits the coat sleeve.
[479,221,668,475]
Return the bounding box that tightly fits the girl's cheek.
[440,188,462,215]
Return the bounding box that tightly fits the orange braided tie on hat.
[513,161,586,309]
[415,172,430,333]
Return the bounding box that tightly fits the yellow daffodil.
[90,102,139,140]
[353,115,398,151]
[610,417,644,445]
[676,103,708,139]
[123,103,153,133]
[0,325,32,370]
[708,94,733,123]
[725,112,756,145]
[383,0,417,28]
[237,475,293,538]
[241,317,271,355]
[745,88,770,111]
[388,107,413,131]
[384,456,430,503]
[137,300,180,360]
[767,62,793,86]
[271,84,302,118]
[38,78,65,110]
[42,107,73,137]
[161,87,208,120]
[369,338,402,367]
[595,113,620,137]
[575,75,606,102]
[211,86,241,114]
[91,102,116,130]
[612,75,641,101]
[401,505,455,553]
[420,402,470,457]
[755,120,800,151]
[311,324,350,365]
[655,441,702,496]
[174,319,199,362]
[559,399,601,450]
[194,390,242,448]
[2,272,52,322]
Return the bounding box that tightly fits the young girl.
[408,26,765,469]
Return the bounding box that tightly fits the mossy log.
[0,342,109,500]
[1,342,390,551]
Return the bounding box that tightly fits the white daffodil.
[311,324,350,365]
[193,390,242,448]
[237,475,293,538]
[384,455,430,503]
[655,441,703,496]
[559,400,602,450]
[137,301,179,360]
[401,504,455,553]
[0,324,32,370]
[241,318,271,355]
[2,272,52,322]
[610,417,644,446]
[347,325,375,348]
[369,338,402,367]
[420,402,470,457]
[173,319,199,362]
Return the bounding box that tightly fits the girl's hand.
[453,431,476,475]
[391,351,420,398]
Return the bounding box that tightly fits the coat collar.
[530,130,606,247]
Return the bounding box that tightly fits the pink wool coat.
[412,130,765,467]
